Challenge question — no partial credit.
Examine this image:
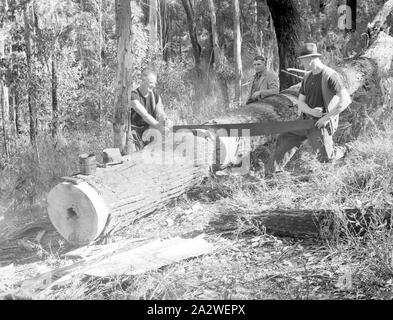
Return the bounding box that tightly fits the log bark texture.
[209,207,393,238]
[368,0,393,38]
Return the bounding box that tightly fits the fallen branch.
[209,207,393,238]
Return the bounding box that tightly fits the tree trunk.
[208,0,230,108]
[113,0,133,155]
[180,0,202,70]
[51,54,59,139]
[13,90,21,135]
[0,38,10,157]
[98,0,102,123]
[149,0,158,47]
[160,0,171,62]
[232,0,242,107]
[266,0,301,90]
[209,207,393,238]
[23,2,37,147]
[0,83,10,157]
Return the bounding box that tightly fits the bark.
[266,0,301,90]
[209,207,393,238]
[180,0,202,70]
[113,0,133,155]
[51,54,59,139]
[232,0,242,107]
[23,2,37,147]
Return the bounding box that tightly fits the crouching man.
[266,43,352,174]
[128,68,171,151]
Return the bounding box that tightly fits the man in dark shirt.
[266,43,352,174]
[129,68,171,151]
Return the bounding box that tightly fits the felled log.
[48,120,320,245]
[48,134,216,244]
[209,207,393,238]
[367,0,393,38]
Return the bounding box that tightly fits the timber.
[367,0,393,38]
[48,134,216,244]
[210,207,393,238]
[20,235,214,297]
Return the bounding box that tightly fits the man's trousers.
[266,122,345,173]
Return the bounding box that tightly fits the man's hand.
[154,123,170,135]
[307,107,324,118]
[251,91,261,100]
[165,119,172,128]
[315,114,331,129]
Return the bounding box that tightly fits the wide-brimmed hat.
[298,43,322,59]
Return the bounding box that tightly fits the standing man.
[129,68,171,151]
[246,55,279,105]
[266,43,352,174]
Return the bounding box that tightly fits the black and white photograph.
[1,0,393,304]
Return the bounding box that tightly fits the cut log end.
[47,182,109,245]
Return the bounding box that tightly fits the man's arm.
[252,72,279,100]
[154,96,171,127]
[298,94,324,117]
[326,89,351,117]
[315,89,351,128]
[130,99,160,127]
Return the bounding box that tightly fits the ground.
[1,168,393,300]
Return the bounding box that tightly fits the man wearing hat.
[246,55,279,105]
[266,43,352,174]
